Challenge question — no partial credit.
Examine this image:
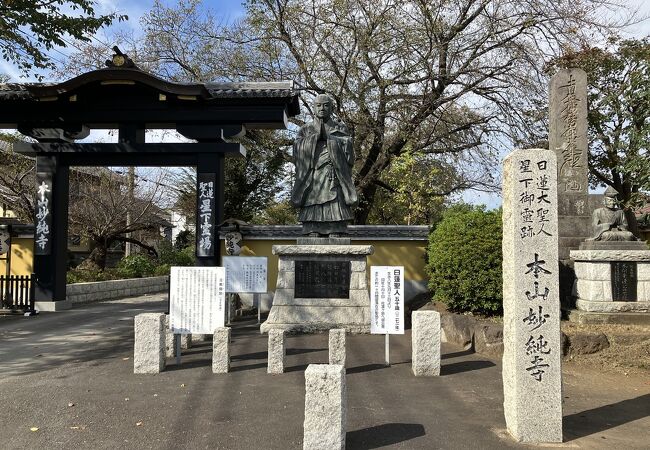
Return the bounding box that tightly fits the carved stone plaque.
[295,260,350,299]
[611,262,637,302]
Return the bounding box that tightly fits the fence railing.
[0,274,35,312]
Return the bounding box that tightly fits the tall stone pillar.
[502,148,562,443]
[549,68,593,303]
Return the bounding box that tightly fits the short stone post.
[268,329,285,374]
[212,327,230,373]
[134,313,166,374]
[180,334,192,349]
[303,364,346,450]
[502,148,562,443]
[411,311,440,376]
[163,315,175,358]
[192,334,209,343]
[329,329,346,366]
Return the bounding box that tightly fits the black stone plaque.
[295,260,351,299]
[611,262,637,302]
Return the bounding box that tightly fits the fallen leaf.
[30,427,39,432]
[136,422,143,427]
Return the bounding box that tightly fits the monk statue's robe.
[291,117,357,235]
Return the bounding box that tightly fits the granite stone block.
[411,311,440,376]
[574,261,610,281]
[134,313,166,374]
[279,259,295,271]
[576,279,605,302]
[502,148,562,443]
[303,364,346,450]
[180,334,192,349]
[268,329,285,374]
[329,329,346,366]
[576,299,650,313]
[212,328,230,373]
[163,315,175,358]
[349,272,367,289]
[277,271,295,289]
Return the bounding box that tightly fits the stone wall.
[67,276,169,305]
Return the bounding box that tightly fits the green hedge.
[425,205,503,315]
[68,244,195,283]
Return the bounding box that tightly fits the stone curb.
[67,276,169,306]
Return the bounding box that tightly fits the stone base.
[579,241,648,250]
[261,244,373,334]
[34,300,72,311]
[566,309,650,325]
[297,237,351,245]
[571,249,650,313]
[575,299,650,313]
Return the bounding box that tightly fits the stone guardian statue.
[291,94,357,236]
[587,186,638,241]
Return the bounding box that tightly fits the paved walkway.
[0,294,648,449]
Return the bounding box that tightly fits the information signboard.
[169,266,225,334]
[370,266,404,335]
[223,256,268,293]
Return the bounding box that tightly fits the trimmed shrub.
[116,254,156,279]
[66,269,120,284]
[157,241,195,266]
[153,263,172,277]
[425,205,503,315]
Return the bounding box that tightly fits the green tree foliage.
[0,0,126,78]
[368,152,464,225]
[251,199,298,225]
[116,254,156,278]
[425,206,502,315]
[550,38,650,207]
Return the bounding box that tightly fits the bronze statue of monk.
[291,94,358,236]
[587,186,638,242]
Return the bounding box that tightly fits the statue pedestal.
[570,249,650,313]
[261,243,373,334]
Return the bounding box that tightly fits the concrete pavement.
[0,294,648,449]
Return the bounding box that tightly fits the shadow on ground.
[441,359,496,375]
[347,423,426,449]
[564,393,650,441]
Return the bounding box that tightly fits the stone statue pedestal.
[570,249,650,313]
[261,242,373,334]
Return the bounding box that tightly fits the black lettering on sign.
[295,260,351,299]
[611,262,637,302]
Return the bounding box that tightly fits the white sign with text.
[370,266,404,334]
[223,256,268,293]
[169,266,225,334]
